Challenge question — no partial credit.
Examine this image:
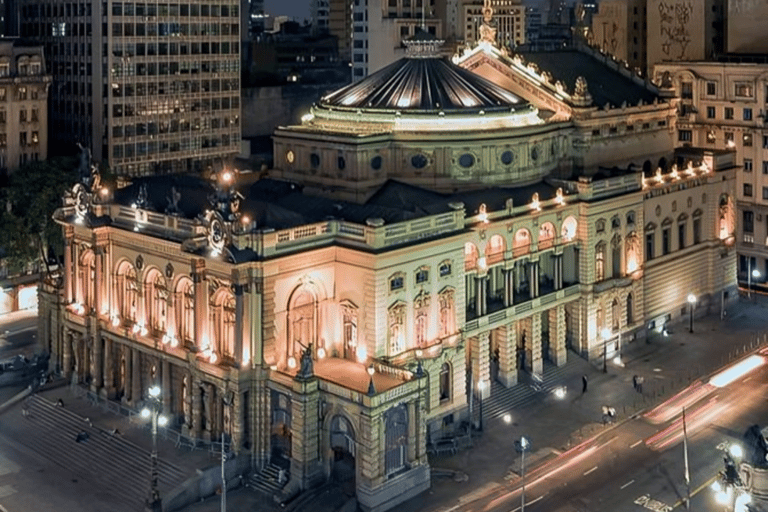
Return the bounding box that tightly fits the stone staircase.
[20,395,189,511]
[248,463,288,496]
[483,353,593,421]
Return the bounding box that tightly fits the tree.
[0,156,79,273]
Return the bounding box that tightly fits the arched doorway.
[330,415,356,495]
[270,391,292,470]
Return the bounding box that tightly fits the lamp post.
[601,328,611,373]
[221,391,234,512]
[687,294,696,334]
[141,385,168,512]
[518,436,530,512]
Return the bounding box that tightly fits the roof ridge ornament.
[572,76,593,107]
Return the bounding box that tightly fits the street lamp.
[141,385,168,512]
[687,294,696,333]
[749,268,761,301]
[516,436,530,512]
[601,328,611,373]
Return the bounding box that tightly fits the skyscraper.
[19,0,242,177]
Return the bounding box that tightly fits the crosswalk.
[482,353,594,421]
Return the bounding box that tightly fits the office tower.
[311,0,330,34]
[591,0,646,72]
[0,38,50,173]
[19,0,241,177]
[462,0,525,49]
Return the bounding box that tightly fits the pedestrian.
[637,376,644,394]
[278,468,286,485]
[582,374,588,393]
[632,375,638,391]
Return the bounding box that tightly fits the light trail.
[645,398,726,450]
[644,381,715,424]
[709,355,765,387]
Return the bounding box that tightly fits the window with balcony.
[744,211,754,232]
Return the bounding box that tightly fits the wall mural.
[658,0,693,59]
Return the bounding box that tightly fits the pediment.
[456,48,572,122]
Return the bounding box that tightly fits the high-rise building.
[0,38,50,174]
[462,0,525,49]
[310,0,330,34]
[655,58,768,290]
[19,0,242,177]
[590,0,646,72]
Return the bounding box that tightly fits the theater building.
[39,19,739,512]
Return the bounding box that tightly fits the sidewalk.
[398,296,768,512]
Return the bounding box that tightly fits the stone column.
[191,376,202,439]
[529,313,543,375]
[290,374,323,489]
[495,324,518,387]
[62,329,73,379]
[474,276,486,317]
[230,390,242,452]
[470,332,491,399]
[202,383,213,441]
[123,344,132,403]
[549,305,567,367]
[64,229,74,303]
[102,337,114,398]
[530,260,540,298]
[162,360,171,414]
[192,259,207,350]
[131,347,141,405]
[94,245,104,316]
[503,268,514,308]
[91,336,103,391]
[555,254,564,290]
[234,284,244,363]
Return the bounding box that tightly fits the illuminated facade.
[0,38,50,173]
[40,27,739,512]
[18,0,241,177]
[462,0,525,49]
[654,60,768,289]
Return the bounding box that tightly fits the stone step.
[249,464,288,495]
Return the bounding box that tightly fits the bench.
[427,438,458,456]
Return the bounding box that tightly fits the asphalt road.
[461,355,768,512]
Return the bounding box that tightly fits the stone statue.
[297,343,314,379]
[478,0,497,45]
[166,186,182,216]
[572,76,593,107]
[136,183,149,209]
[744,425,768,467]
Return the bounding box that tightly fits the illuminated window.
[211,290,235,358]
[175,278,195,343]
[439,363,451,401]
[388,303,406,355]
[595,243,605,281]
[18,87,26,100]
[147,271,168,333]
[438,289,455,337]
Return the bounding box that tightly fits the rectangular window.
[415,269,429,283]
[744,133,753,147]
[764,135,768,149]
[744,108,753,121]
[706,106,716,118]
[19,110,26,123]
[595,248,605,281]
[744,211,754,232]
[390,276,403,291]
[18,87,27,100]
[764,161,768,174]
[706,81,716,95]
[725,132,734,144]
[693,218,701,244]
[0,88,5,101]
[744,184,753,196]
[662,228,671,255]
[681,82,693,99]
[678,130,692,142]
[764,187,768,201]
[735,82,754,97]
[745,158,753,172]
[645,233,654,260]
[725,107,734,120]
[678,223,686,249]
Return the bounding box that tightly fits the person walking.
[582,374,588,393]
[632,375,638,391]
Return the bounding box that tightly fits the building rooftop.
[520,49,659,108]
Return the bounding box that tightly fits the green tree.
[0,156,79,273]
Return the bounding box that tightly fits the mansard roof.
[320,55,526,113]
[520,49,660,108]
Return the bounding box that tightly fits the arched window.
[595,243,605,281]
[561,216,578,242]
[611,235,622,278]
[116,262,138,322]
[175,278,195,343]
[464,242,479,271]
[388,302,406,355]
[414,293,430,348]
[330,415,356,456]
[486,234,506,264]
[146,270,168,333]
[612,298,620,331]
[439,363,451,402]
[342,302,358,361]
[79,250,95,310]
[288,286,317,359]
[438,288,455,338]
[513,229,531,256]
[211,289,235,358]
[539,222,555,249]
[384,405,408,476]
[626,293,634,325]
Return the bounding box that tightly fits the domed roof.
[320,56,525,113]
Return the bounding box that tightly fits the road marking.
[631,439,643,448]
[620,479,635,489]
[671,474,719,509]
[509,495,544,512]
[0,485,15,498]
[583,466,598,476]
